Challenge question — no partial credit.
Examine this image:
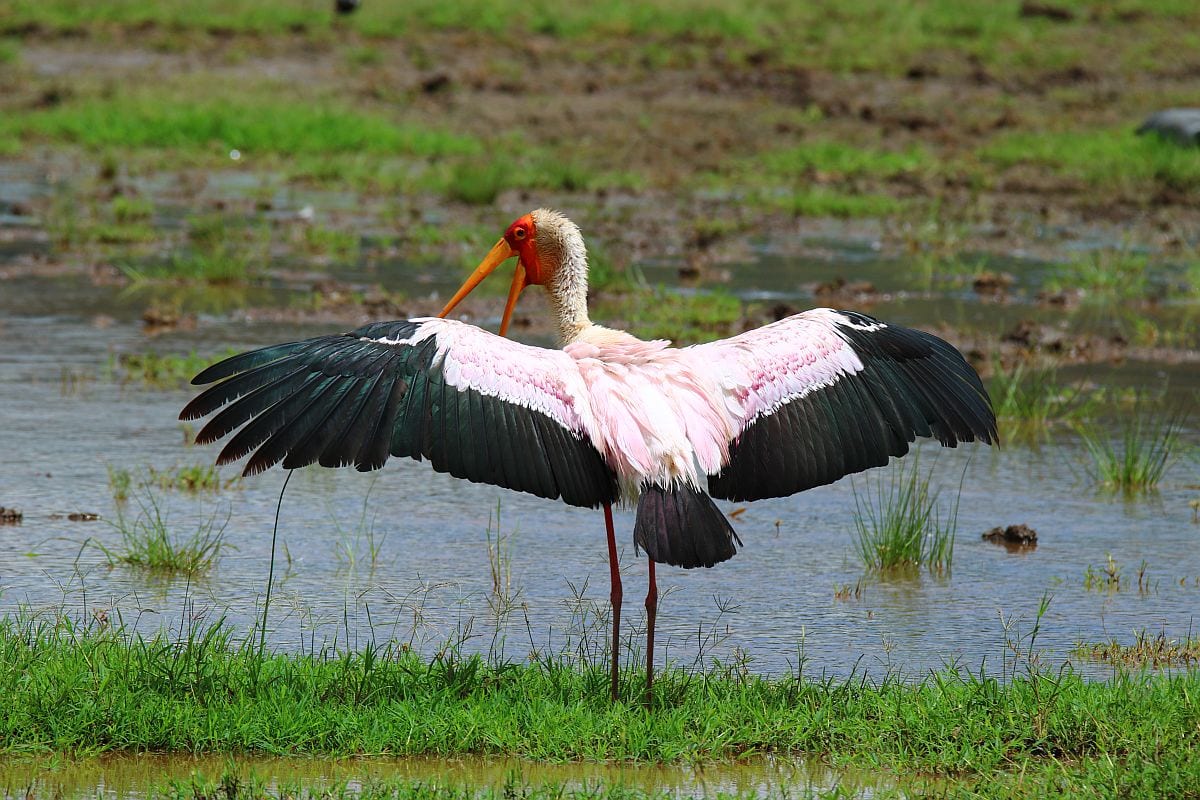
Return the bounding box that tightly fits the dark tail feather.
[634,484,742,569]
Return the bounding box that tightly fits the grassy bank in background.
[0,89,480,159]
[4,0,1199,77]
[980,128,1200,197]
[1,615,1198,797]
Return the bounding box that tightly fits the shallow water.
[0,752,882,800]
[1,201,1199,684]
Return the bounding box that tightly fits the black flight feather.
[182,320,618,508]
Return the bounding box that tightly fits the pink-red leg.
[645,556,658,706]
[604,503,622,702]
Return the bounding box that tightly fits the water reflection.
[0,753,883,799]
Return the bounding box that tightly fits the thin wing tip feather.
[190,360,239,386]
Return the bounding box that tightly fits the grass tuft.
[980,128,1200,195]
[1082,554,1153,594]
[100,491,228,574]
[485,501,521,616]
[330,482,388,573]
[852,457,958,573]
[147,464,228,493]
[987,361,1093,442]
[1076,629,1200,668]
[1045,248,1153,301]
[300,223,361,261]
[107,465,133,503]
[112,348,240,388]
[1076,408,1188,494]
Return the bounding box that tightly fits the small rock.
[769,302,798,322]
[0,506,22,525]
[142,306,196,334]
[420,73,452,94]
[1137,109,1200,148]
[1036,288,1081,309]
[814,276,878,304]
[1019,1,1075,21]
[982,524,1038,547]
[905,63,938,80]
[998,319,1065,347]
[972,271,1014,297]
[362,289,406,317]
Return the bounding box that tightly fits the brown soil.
[7,31,1200,253]
[3,31,1199,367]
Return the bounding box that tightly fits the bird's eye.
[514,227,527,240]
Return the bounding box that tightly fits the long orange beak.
[438,237,527,337]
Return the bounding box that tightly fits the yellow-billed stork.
[181,209,998,702]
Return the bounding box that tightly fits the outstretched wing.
[180,318,618,508]
[692,308,997,502]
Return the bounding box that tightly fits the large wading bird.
[181,209,998,703]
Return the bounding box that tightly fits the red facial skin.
[504,214,543,285]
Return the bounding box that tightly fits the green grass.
[440,152,643,206]
[4,87,633,204]
[5,0,1197,78]
[43,193,157,247]
[0,89,481,158]
[0,37,19,64]
[300,223,360,261]
[851,458,958,573]
[987,362,1093,442]
[1,615,1199,797]
[980,128,1200,196]
[445,159,510,206]
[1075,409,1188,494]
[756,141,930,180]
[110,194,154,223]
[99,491,228,574]
[709,140,926,218]
[111,348,239,388]
[761,188,904,218]
[146,464,228,492]
[124,241,264,285]
[600,288,743,343]
[1045,248,1154,301]
[107,465,133,502]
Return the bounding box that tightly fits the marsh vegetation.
[851,459,958,573]
[98,490,229,574]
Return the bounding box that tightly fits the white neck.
[531,210,593,345]
[547,246,592,345]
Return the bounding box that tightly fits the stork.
[181,209,997,703]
